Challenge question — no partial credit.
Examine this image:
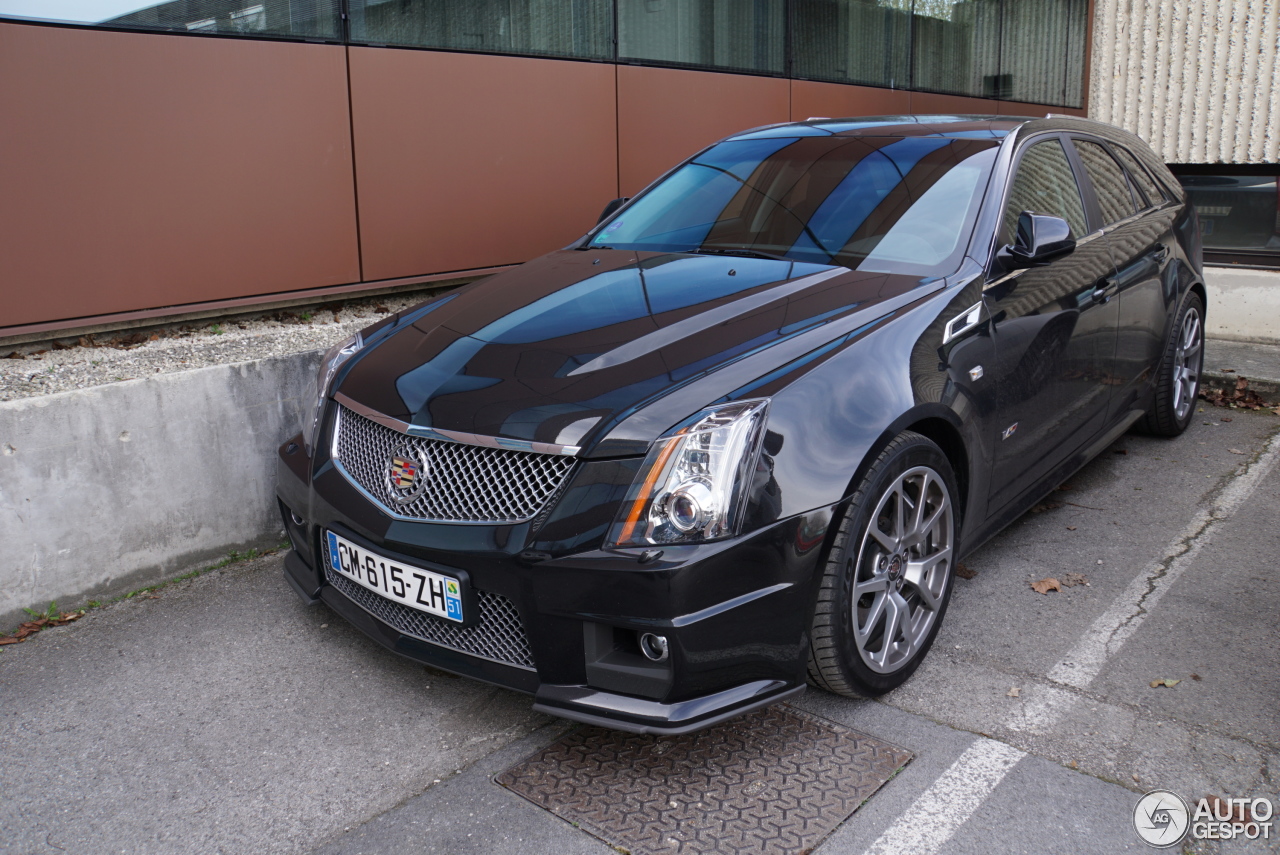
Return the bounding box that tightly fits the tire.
[807,431,960,698]
[1138,291,1204,437]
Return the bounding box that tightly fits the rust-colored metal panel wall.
[909,91,1016,116]
[910,90,1086,118]
[349,49,618,283]
[790,80,911,122]
[617,66,791,196]
[0,23,360,329]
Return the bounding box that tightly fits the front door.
[985,135,1120,511]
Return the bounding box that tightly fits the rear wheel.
[808,432,958,697]
[1139,292,1204,437]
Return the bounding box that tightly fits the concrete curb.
[0,349,320,628]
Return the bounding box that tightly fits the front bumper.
[277,435,833,734]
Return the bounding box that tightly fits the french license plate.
[325,531,464,623]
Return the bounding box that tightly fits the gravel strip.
[0,290,445,402]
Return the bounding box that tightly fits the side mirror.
[1000,211,1076,268]
[597,197,630,224]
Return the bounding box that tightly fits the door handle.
[1092,278,1118,304]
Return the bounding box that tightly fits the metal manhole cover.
[496,704,912,855]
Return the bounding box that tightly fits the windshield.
[589,135,999,277]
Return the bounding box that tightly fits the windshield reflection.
[590,136,999,277]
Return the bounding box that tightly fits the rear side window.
[1074,139,1139,226]
[1112,144,1167,208]
[1002,138,1088,243]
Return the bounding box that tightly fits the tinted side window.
[1002,138,1088,244]
[1112,145,1167,208]
[1075,139,1139,226]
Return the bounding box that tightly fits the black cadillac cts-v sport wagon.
[276,115,1204,734]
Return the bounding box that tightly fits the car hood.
[336,249,926,455]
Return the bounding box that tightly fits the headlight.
[606,399,770,548]
[301,333,363,454]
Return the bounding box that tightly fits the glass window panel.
[0,0,340,39]
[1000,0,1069,106]
[1179,175,1280,253]
[790,0,911,88]
[350,0,612,60]
[1002,138,1087,243]
[1112,145,1166,208]
[911,0,1000,98]
[591,135,1000,277]
[1074,139,1138,226]
[618,0,784,74]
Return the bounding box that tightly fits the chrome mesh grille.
[325,563,536,670]
[334,405,576,524]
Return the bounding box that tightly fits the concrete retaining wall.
[1205,266,1280,345]
[0,351,320,628]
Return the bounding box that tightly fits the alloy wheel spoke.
[909,472,931,538]
[878,591,908,662]
[855,591,888,644]
[855,574,890,597]
[905,547,951,609]
[869,523,897,553]
[894,486,906,542]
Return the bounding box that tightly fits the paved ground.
[3,407,1278,855]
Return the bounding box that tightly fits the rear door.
[1071,136,1181,423]
[983,134,1120,512]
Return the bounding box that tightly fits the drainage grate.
[496,704,911,855]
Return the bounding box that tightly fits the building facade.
[1,0,1275,340]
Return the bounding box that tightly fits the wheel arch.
[834,403,975,525]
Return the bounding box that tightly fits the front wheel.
[807,431,959,697]
[1139,291,1204,437]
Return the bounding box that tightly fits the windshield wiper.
[688,247,794,262]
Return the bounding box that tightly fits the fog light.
[639,632,669,662]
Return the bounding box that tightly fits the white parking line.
[862,739,1025,855]
[858,429,1280,854]
[1046,428,1280,692]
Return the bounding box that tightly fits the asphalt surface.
[3,407,1278,855]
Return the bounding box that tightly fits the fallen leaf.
[4,351,24,359]
[1113,448,1128,455]
[1190,673,1201,681]
[1228,448,1245,455]
[1056,483,1073,491]
[1068,760,1078,769]
[1066,525,1078,531]
[1236,377,1249,391]
[1149,678,1181,688]
[1223,368,1236,373]
[956,563,977,580]
[1007,687,1020,698]
[1221,417,1232,422]
[1030,501,1062,513]
[1132,774,1141,782]
[1031,578,1062,594]
[0,636,24,645]
[1060,573,1089,587]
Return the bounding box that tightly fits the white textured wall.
[1089,0,1280,164]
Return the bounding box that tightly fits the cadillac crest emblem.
[384,443,430,505]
